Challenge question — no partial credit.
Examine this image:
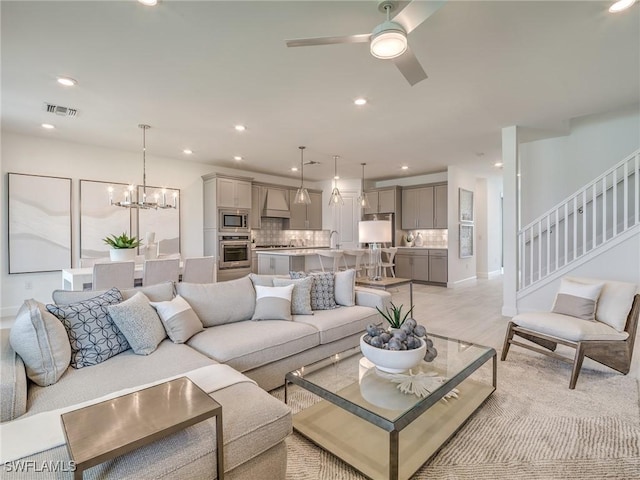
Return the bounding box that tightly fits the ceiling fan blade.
[392,47,428,86]
[286,33,371,48]
[392,0,446,35]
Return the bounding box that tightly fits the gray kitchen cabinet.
[402,183,447,230]
[251,185,263,229]
[258,254,304,275]
[288,189,323,230]
[428,249,448,284]
[251,251,259,274]
[363,187,398,215]
[394,249,429,282]
[395,254,412,279]
[217,177,251,209]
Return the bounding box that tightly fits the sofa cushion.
[187,321,319,372]
[551,278,603,321]
[513,312,629,342]
[107,292,167,355]
[46,288,130,368]
[566,276,638,332]
[252,285,294,321]
[273,276,313,315]
[9,299,71,387]
[248,273,275,287]
[294,305,380,344]
[334,269,356,307]
[150,295,204,343]
[290,271,337,310]
[177,277,256,327]
[51,281,175,305]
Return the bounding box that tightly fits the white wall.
[374,171,447,188]
[519,103,640,225]
[0,131,319,314]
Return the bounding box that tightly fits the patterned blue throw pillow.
[46,288,130,368]
[290,271,337,310]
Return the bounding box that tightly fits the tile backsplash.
[400,229,448,248]
[252,218,329,247]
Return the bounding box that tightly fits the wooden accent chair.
[501,277,639,389]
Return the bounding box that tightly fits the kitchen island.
[256,248,333,275]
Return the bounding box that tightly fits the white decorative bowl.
[360,334,426,373]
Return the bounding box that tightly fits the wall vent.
[43,103,78,117]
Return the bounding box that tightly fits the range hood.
[262,188,291,218]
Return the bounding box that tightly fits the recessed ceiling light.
[183,149,193,155]
[494,162,504,167]
[41,123,55,129]
[401,165,409,170]
[56,76,77,87]
[234,125,246,132]
[354,98,367,106]
[609,0,636,12]
[291,167,298,172]
[233,156,243,161]
[138,0,158,6]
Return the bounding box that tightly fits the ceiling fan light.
[609,0,636,12]
[370,22,407,59]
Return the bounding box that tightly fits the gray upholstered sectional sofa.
[1,273,390,479]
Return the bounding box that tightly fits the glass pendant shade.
[294,146,311,205]
[357,162,370,209]
[328,155,344,206]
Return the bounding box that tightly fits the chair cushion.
[187,321,319,372]
[9,300,71,386]
[176,276,256,327]
[273,277,313,315]
[294,306,380,344]
[567,276,638,332]
[46,288,130,368]
[252,285,294,321]
[107,292,167,355]
[551,278,603,321]
[513,312,629,342]
[150,295,204,343]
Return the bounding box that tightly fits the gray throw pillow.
[150,295,204,343]
[46,288,129,368]
[107,292,167,355]
[551,278,604,321]
[248,273,275,287]
[10,299,71,386]
[273,276,313,315]
[334,269,356,307]
[251,284,294,321]
[290,271,337,310]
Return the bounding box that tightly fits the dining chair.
[342,250,365,277]
[380,247,398,277]
[143,258,180,286]
[181,256,215,283]
[79,257,109,268]
[92,261,135,290]
[317,250,345,273]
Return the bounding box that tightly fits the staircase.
[518,149,640,294]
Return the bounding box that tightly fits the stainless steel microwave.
[219,209,249,233]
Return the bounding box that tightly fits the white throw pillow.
[252,284,295,321]
[551,278,604,321]
[334,269,356,307]
[150,295,204,343]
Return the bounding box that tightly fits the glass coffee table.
[285,333,496,480]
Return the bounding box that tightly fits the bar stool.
[317,250,345,273]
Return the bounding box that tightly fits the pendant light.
[328,155,344,206]
[109,124,177,210]
[357,163,370,209]
[294,146,311,205]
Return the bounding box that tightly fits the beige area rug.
[271,350,640,479]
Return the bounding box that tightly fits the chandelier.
[293,146,311,205]
[357,163,370,209]
[328,155,344,206]
[109,124,177,209]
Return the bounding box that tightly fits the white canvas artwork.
[137,186,180,256]
[80,180,131,259]
[9,173,72,273]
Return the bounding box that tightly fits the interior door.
[337,192,358,249]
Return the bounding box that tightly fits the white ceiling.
[2,1,639,182]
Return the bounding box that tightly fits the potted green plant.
[103,232,142,262]
[375,302,414,329]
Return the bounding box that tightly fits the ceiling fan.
[285,0,446,86]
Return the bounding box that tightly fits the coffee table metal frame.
[61,377,224,480]
[285,334,496,480]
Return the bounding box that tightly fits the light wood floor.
[387,276,640,380]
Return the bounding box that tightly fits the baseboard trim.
[448,275,477,288]
[1,306,20,318]
[477,269,502,279]
[502,305,518,317]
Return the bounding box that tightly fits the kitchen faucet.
[330,230,340,249]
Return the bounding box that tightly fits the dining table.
[61,262,184,291]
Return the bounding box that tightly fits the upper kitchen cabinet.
[401,183,448,229]
[363,187,400,215]
[216,176,252,209]
[288,189,323,230]
[251,184,263,229]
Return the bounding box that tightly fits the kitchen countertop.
[255,248,345,257]
[397,246,448,250]
[252,245,329,251]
